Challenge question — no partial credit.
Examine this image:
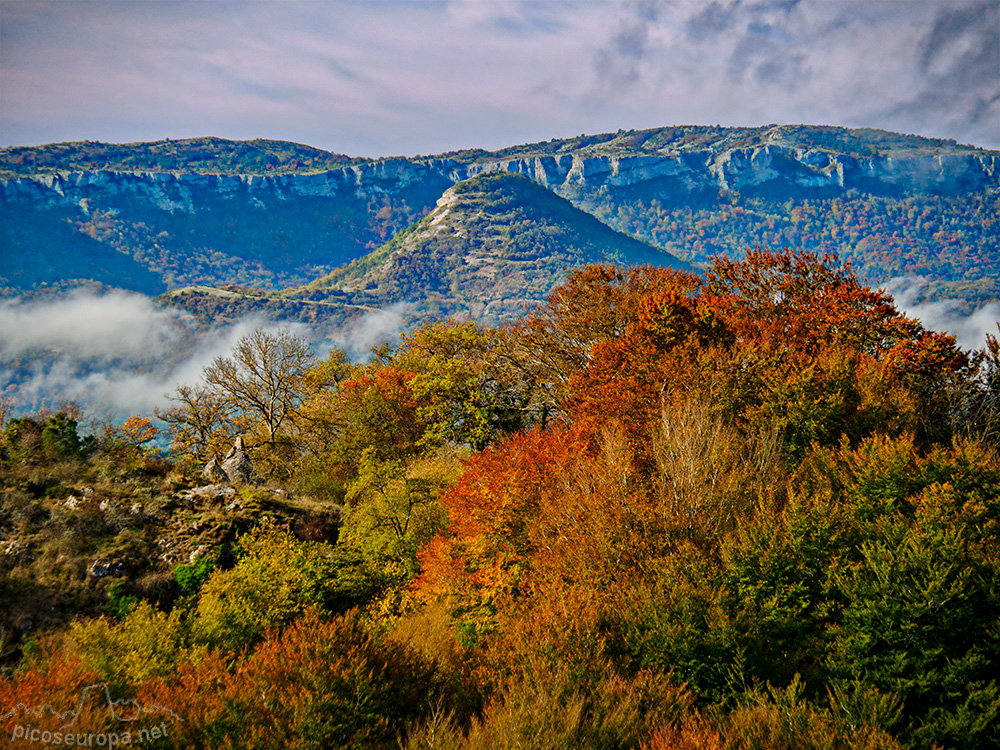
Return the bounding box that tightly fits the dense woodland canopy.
[599,191,1000,306]
[2,250,999,749]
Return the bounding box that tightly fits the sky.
[1,0,998,157]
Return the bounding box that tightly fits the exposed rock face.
[202,458,227,483]
[4,145,996,211]
[0,160,453,215]
[1,539,35,568]
[452,147,999,196]
[220,436,256,485]
[88,555,132,578]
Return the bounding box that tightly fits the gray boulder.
[202,458,227,483]
[221,436,257,485]
[177,484,237,504]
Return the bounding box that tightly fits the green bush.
[191,521,381,651]
[173,555,216,595]
[107,580,140,620]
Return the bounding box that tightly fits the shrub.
[191,521,380,651]
[107,580,140,620]
[142,609,448,750]
[173,555,216,595]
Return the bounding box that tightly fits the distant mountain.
[0,136,362,177]
[2,125,997,304]
[163,172,688,327]
[3,126,991,183]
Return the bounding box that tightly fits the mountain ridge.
[4,125,996,196]
[2,124,997,305]
[2,124,994,177]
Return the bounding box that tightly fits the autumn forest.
[2,250,999,749]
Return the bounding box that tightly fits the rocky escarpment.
[4,141,996,214]
[0,158,448,212]
[445,124,1000,195]
[448,146,998,196]
[2,124,997,297]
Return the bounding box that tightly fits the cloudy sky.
[1,0,997,156]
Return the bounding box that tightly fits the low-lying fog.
[1,281,997,422]
[0,289,413,420]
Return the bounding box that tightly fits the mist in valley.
[2,281,997,426]
[885,277,1000,350]
[0,289,414,423]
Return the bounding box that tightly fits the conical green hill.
[300,171,689,322]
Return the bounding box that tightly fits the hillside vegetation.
[587,188,1000,306]
[3,251,999,749]
[2,124,997,304]
[159,172,687,328]
[297,172,686,322]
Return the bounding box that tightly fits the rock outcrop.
[176,484,237,504]
[220,436,256,485]
[195,437,257,486]
[88,554,133,578]
[202,458,227,483]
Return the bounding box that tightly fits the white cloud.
[887,277,1000,351]
[0,288,188,360]
[584,0,999,147]
[319,301,417,362]
[0,290,421,419]
[0,290,310,418]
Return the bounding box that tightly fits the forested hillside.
[2,124,997,305]
[589,189,1000,306]
[3,252,998,749]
